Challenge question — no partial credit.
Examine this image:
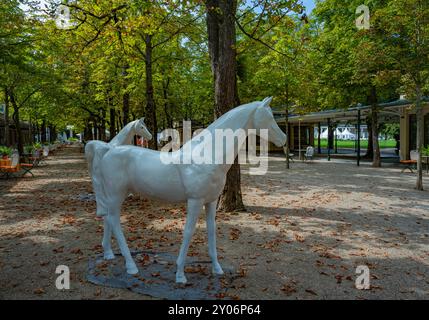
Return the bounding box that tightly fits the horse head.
[135,118,153,141]
[253,97,287,147]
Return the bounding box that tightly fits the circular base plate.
[87,251,237,300]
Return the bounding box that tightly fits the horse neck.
[206,105,255,135]
[181,103,257,171]
[109,121,136,146]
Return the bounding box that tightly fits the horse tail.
[84,141,96,177]
[92,144,112,217]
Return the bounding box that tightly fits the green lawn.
[318,139,396,149]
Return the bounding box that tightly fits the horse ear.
[262,97,273,108]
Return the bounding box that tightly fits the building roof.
[274,96,429,124]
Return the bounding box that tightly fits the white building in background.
[315,125,369,140]
[340,127,356,140]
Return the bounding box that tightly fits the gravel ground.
[0,145,428,300]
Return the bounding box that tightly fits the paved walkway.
[0,145,428,299]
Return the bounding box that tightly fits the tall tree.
[205,0,244,211]
[205,0,303,211]
[313,0,400,167]
[3,88,10,146]
[381,0,429,190]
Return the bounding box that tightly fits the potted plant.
[24,145,34,155]
[33,142,42,151]
[0,146,12,159]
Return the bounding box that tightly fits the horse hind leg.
[93,156,108,217]
[95,192,108,217]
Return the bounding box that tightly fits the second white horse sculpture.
[98,98,286,283]
[85,118,152,216]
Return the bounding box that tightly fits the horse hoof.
[176,273,187,284]
[212,263,224,275]
[104,251,115,260]
[126,264,139,275]
[96,211,107,217]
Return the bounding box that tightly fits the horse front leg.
[205,201,224,275]
[106,207,138,275]
[102,218,115,260]
[176,198,203,284]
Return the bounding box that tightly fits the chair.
[400,150,418,173]
[29,149,42,167]
[39,146,49,165]
[43,146,49,157]
[304,146,315,161]
[0,153,20,179]
[0,152,35,178]
[283,147,294,163]
[20,154,36,177]
[5,151,35,178]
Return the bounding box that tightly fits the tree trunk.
[117,112,123,130]
[163,77,173,128]
[9,90,24,155]
[93,121,99,140]
[3,87,10,146]
[100,108,106,141]
[415,84,424,190]
[206,0,245,212]
[47,123,52,143]
[365,116,373,158]
[328,125,334,150]
[122,64,130,126]
[107,88,116,140]
[34,123,39,142]
[41,119,47,143]
[109,107,116,141]
[28,117,33,144]
[334,125,338,153]
[370,87,381,167]
[83,119,92,141]
[284,83,290,169]
[145,34,158,150]
[51,125,57,143]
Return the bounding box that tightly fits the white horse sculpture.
[98,97,286,283]
[85,118,152,216]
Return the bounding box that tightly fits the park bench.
[400,150,418,173]
[0,152,35,179]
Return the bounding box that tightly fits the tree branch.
[152,14,203,49]
[64,4,129,20]
[18,86,42,108]
[235,16,293,59]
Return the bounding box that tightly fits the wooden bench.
[400,160,417,173]
[0,154,35,178]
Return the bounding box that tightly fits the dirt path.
[0,146,428,299]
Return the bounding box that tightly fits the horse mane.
[205,101,259,132]
[173,101,260,160]
[109,120,138,146]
